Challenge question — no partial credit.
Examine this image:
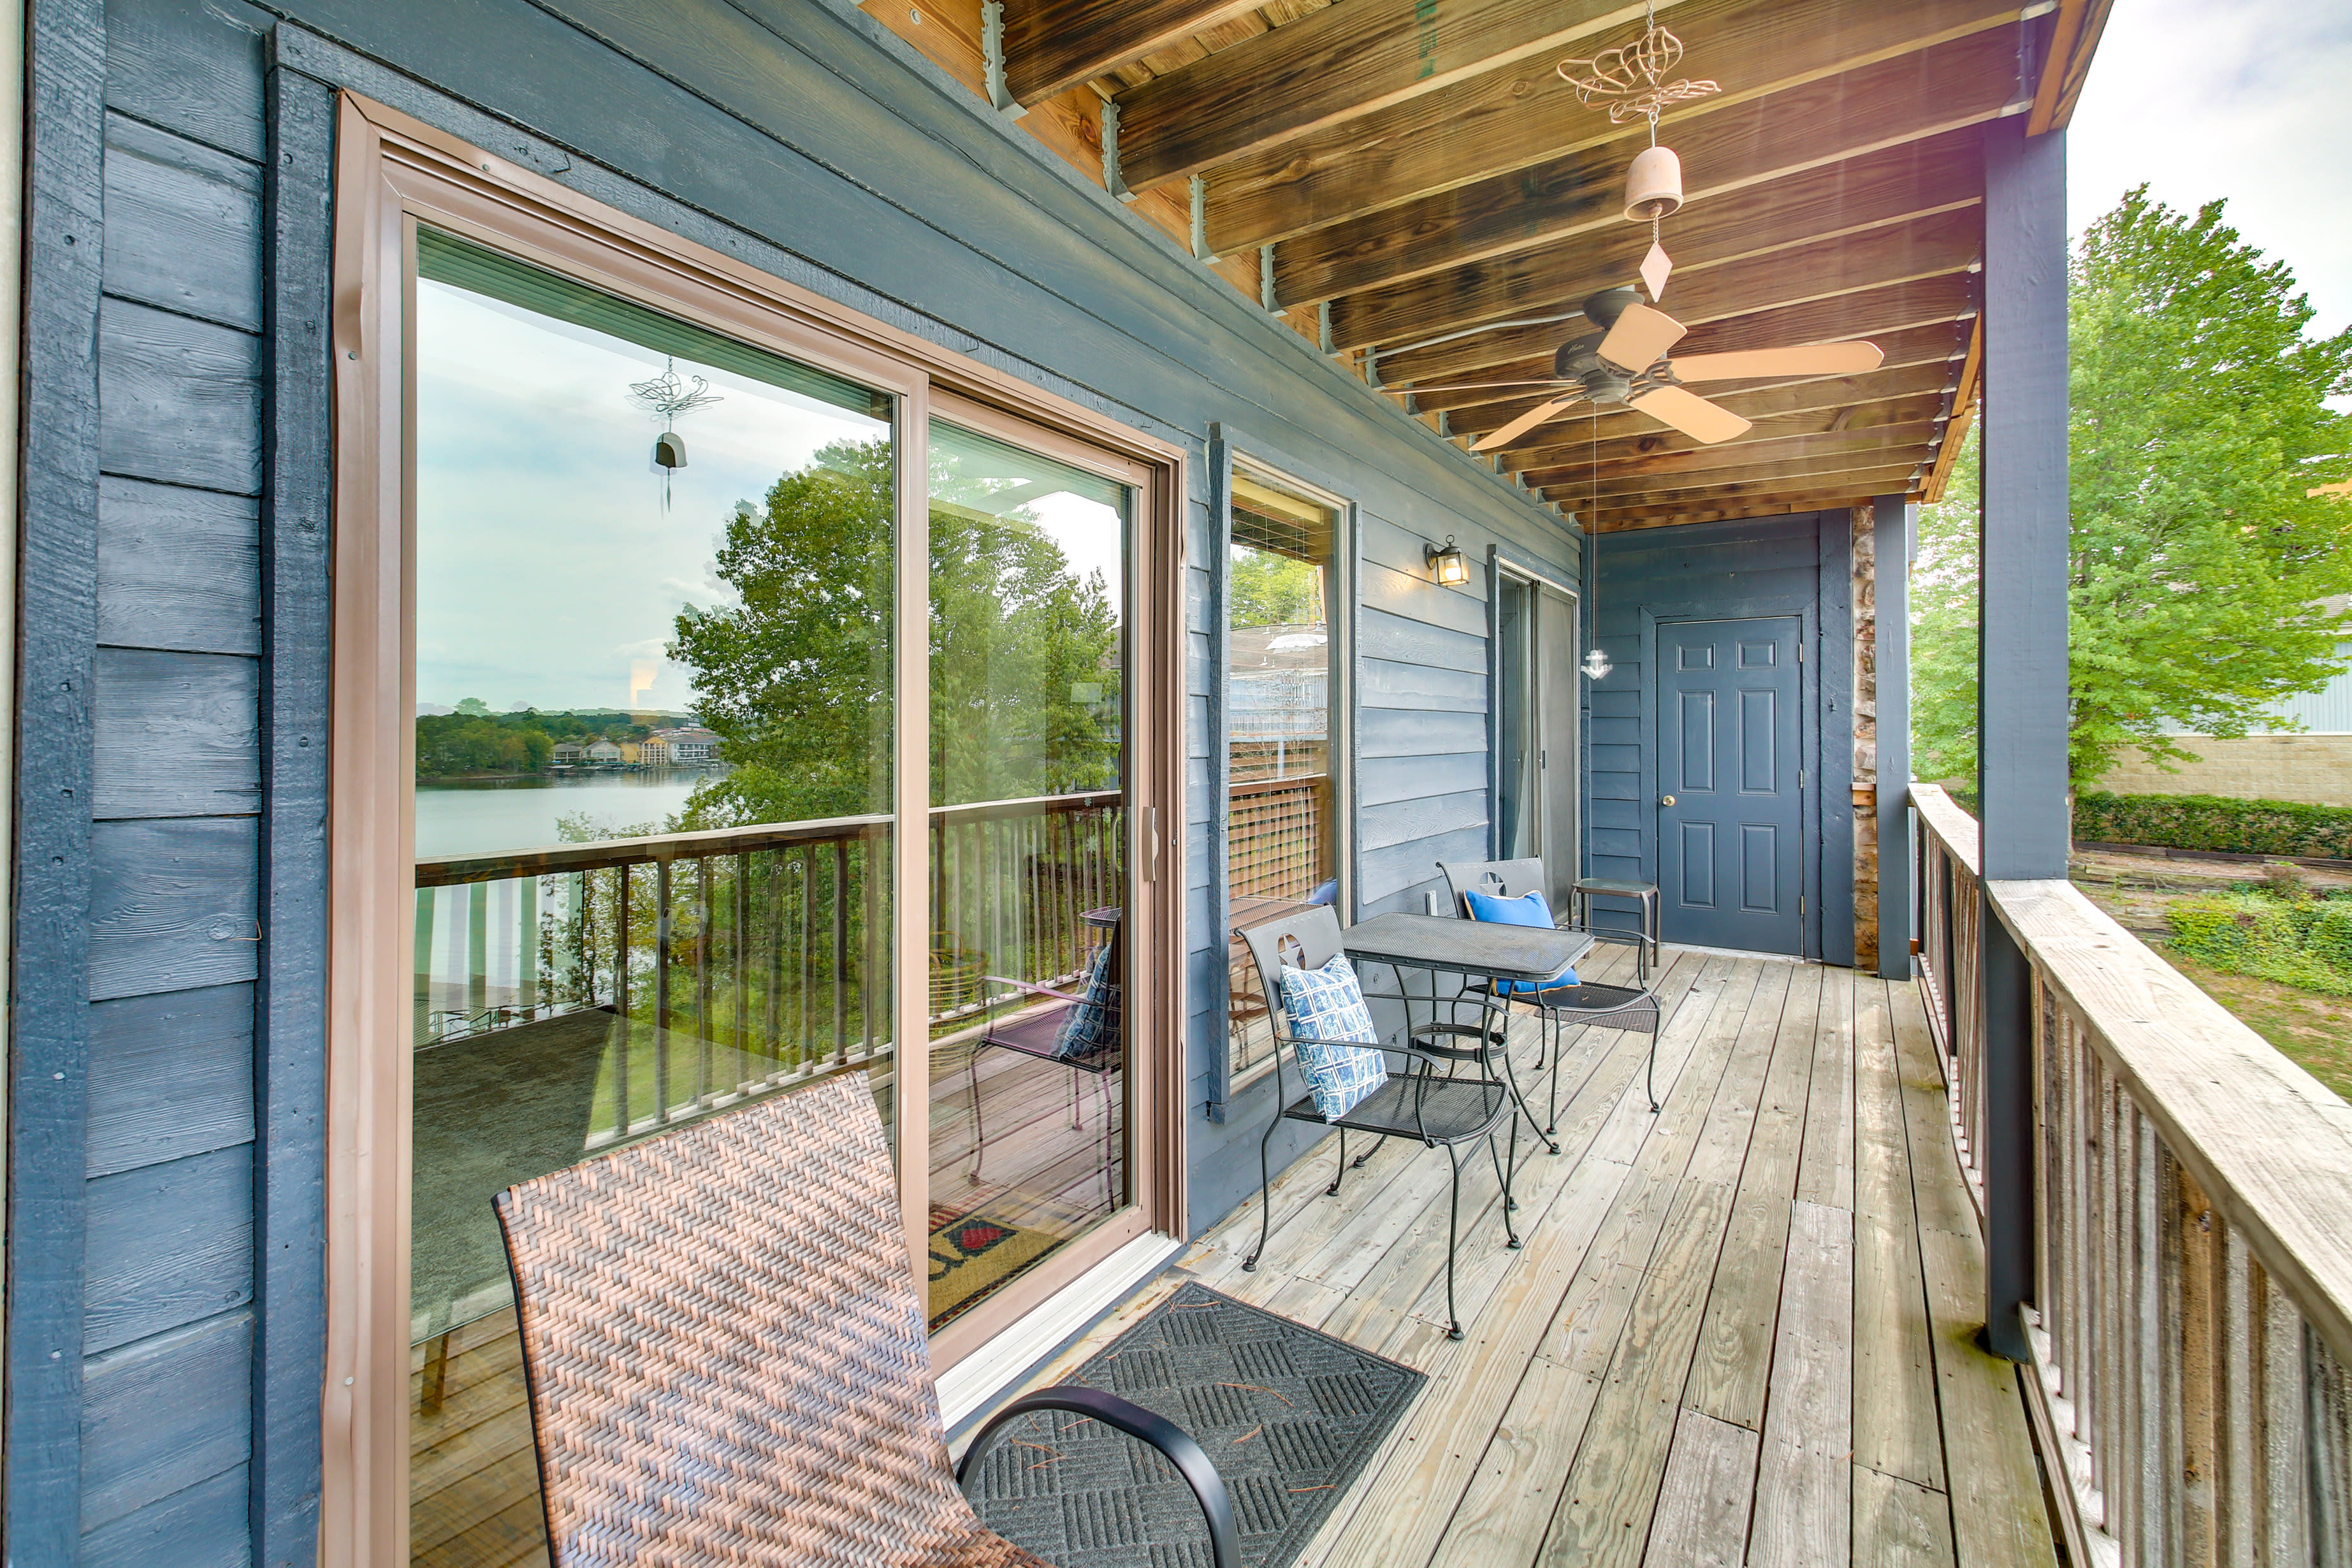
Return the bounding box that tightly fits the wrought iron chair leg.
[1444,1142,1465,1341]
[1244,1112,1279,1273]
[1490,1012,1560,1158]
[1491,1132,1521,1249]
[1646,1030,1661,1114]
[1545,1010,1562,1138]
[966,1041,987,1185]
[1100,1070,1116,1214]
[1326,1127,1349,1196]
[1070,1067,1084,1132]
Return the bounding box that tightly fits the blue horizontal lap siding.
[33,0,1599,1553]
[71,15,268,1555]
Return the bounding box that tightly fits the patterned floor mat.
[967,1279,1425,1567]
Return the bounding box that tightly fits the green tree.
[668,438,1121,827]
[452,696,492,717]
[1230,544,1323,627]
[1910,189,2352,789]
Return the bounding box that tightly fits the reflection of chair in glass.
[1237,907,1521,1340]
[1437,857,1664,1122]
[495,1072,1237,1567]
[964,915,1122,1214]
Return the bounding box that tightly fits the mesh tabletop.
[1339,911,1592,983]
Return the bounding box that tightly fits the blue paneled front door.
[1657,616,1804,955]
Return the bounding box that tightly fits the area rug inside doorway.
[930,1197,1064,1326]
[966,1280,1425,1568]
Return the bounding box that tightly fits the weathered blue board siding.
[10,0,1586,1558]
[1586,512,1860,962]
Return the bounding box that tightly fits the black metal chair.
[1437,857,1665,1121]
[1237,906,1521,1340]
[965,920,1122,1214]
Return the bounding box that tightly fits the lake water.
[415,769,717,857]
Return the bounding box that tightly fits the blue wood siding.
[18,0,1593,1557]
[1587,513,1863,961]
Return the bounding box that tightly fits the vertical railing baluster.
[766,853,785,1076]
[518,875,539,1018]
[655,858,672,1122]
[414,887,436,1047]
[695,857,713,1105]
[614,864,631,1137]
[733,851,749,1082]
[467,881,489,1023]
[832,839,849,1064]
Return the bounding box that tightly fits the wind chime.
[629,357,724,511]
[1555,3,1720,681]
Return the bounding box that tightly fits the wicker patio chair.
[493,1070,1237,1568]
[1437,857,1664,1122]
[1237,906,1521,1340]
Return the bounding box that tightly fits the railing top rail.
[1911,781,1981,878]
[414,789,1127,887]
[1228,773,1328,801]
[1988,875,2352,1369]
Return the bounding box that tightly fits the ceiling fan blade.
[1597,302,1687,373]
[1666,341,1885,382]
[1471,396,1584,453]
[1628,384,1753,444]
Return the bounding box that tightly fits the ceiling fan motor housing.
[1624,144,1683,222]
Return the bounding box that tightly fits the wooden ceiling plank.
[1003,0,1272,106]
[1516,419,1942,488]
[1919,315,1982,503]
[1261,25,2022,305]
[1551,453,1923,504]
[1580,475,1916,518]
[1512,412,1943,484]
[1211,0,2017,254]
[2027,0,2115,136]
[1456,361,1957,447]
[1504,391,1952,472]
[1590,490,1906,530]
[1405,307,1966,418]
[1379,205,1982,387]
[1114,0,1656,191]
[1330,131,1982,351]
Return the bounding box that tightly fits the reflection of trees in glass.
[670,438,1119,828]
[1230,543,1322,628]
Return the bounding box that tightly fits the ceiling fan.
[1425,288,1884,453]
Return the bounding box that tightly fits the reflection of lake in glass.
[416,768,722,858]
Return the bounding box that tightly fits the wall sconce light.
[1425,535,1469,586]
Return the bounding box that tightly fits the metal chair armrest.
[957,1386,1238,1568]
[1279,1032,1476,1078]
[981,975,1087,1006]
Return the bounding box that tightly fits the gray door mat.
[967,1279,1426,1568]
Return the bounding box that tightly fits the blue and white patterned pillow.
[1051,942,1121,1060]
[1278,955,1388,1120]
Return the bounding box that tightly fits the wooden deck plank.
[1918,1225,2059,1568]
[1854,1463,1961,1568]
[1796,964,1857,1210]
[1854,977,1949,1492]
[1684,964,1823,1430]
[1644,1407,1764,1567]
[1747,1197,1857,1568]
[1892,980,1980,1244]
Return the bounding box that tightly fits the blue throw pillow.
[1463,887,1579,995]
[1050,942,1121,1059]
[1277,955,1388,1120]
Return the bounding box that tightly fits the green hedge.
[2073,791,2352,861]
[2166,893,2352,995]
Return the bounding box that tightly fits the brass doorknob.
[1660,795,1676,807]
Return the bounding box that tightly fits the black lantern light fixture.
[1425,535,1469,586]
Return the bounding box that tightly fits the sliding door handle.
[1140,804,1159,883]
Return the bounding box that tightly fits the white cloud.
[2069,0,2352,338]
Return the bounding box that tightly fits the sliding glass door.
[392,225,1169,1564]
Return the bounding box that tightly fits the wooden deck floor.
[1014,947,2061,1568]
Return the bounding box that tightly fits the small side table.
[1571,877,1660,977]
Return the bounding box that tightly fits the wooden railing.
[1912,782,2352,1565]
[412,790,1122,1145]
[1226,772,1329,903]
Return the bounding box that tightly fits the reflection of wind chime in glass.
[628,356,724,511]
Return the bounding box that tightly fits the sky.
[2066,0,2352,340]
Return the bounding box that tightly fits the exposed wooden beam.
[1919,316,1982,504]
[1003,0,1270,107]
[1212,0,2016,254]
[1261,25,2023,305]
[1518,420,1941,490]
[1509,391,1952,473]
[2026,0,2114,136]
[1330,131,1982,351]
[1113,0,1656,191]
[1409,319,1965,417]
[1571,465,1922,521]
[1379,207,1981,388]
[1592,490,1905,531]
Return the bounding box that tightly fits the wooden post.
[1873,495,1913,980]
[1977,112,2071,1362]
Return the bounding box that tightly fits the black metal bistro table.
[1339,912,1593,1156]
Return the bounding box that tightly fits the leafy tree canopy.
[1230,544,1323,627]
[1912,188,2352,788]
[669,438,1119,828]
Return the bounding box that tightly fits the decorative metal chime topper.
[629,356,723,509]
[1557,1,1721,303]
